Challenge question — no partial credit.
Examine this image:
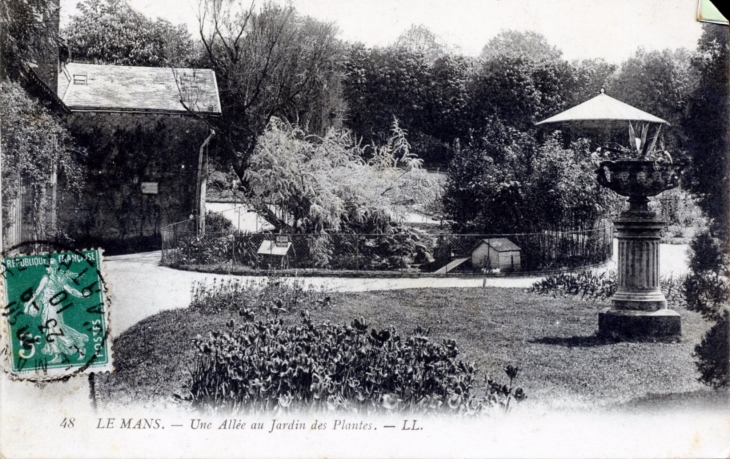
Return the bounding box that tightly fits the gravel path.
[105,241,690,337]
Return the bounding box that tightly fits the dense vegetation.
[178,278,526,414]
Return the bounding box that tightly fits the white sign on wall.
[140,182,159,194]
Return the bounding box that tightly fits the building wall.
[59,112,211,248]
[472,244,521,271]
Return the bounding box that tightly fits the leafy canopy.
[244,118,439,234]
[63,0,195,67]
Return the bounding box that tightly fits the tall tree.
[468,54,576,132]
[195,0,345,184]
[683,24,730,234]
[394,24,449,64]
[479,30,563,63]
[63,0,196,67]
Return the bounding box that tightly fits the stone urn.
[595,160,683,340]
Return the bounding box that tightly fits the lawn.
[95,287,714,411]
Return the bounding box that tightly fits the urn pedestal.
[596,160,682,341]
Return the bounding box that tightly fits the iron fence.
[161,220,613,275]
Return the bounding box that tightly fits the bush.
[189,277,330,316]
[177,233,233,265]
[205,212,236,234]
[683,231,729,388]
[682,270,729,322]
[181,313,526,414]
[693,316,729,388]
[530,270,685,305]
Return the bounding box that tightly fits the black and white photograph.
[1,0,729,457]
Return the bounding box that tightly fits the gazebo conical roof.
[536,90,669,126]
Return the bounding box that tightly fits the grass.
[95,287,714,411]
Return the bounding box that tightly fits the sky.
[60,0,706,63]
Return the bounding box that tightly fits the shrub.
[530,271,617,301]
[530,270,685,305]
[181,313,526,414]
[205,212,236,234]
[693,316,729,388]
[682,270,729,322]
[683,231,729,388]
[177,233,232,265]
[189,277,330,316]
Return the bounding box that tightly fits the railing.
[161,220,614,275]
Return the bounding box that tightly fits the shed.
[257,237,292,268]
[472,238,521,272]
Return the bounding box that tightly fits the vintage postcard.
[1,0,729,457]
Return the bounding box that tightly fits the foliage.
[682,232,729,322]
[62,0,196,67]
[205,212,235,234]
[343,44,433,144]
[196,0,345,183]
[189,277,330,316]
[0,81,85,243]
[683,228,730,388]
[244,117,439,233]
[0,0,60,83]
[683,24,730,234]
[394,24,451,64]
[530,270,685,305]
[176,233,233,266]
[443,121,615,233]
[693,317,729,389]
[607,48,697,157]
[183,311,526,414]
[568,59,618,106]
[479,30,563,63]
[687,231,728,274]
[468,53,577,132]
[655,188,709,242]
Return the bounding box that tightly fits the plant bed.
[94,287,711,411]
[165,259,613,279]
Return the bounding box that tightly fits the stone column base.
[598,308,681,341]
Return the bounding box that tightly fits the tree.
[0,0,60,84]
[343,44,432,145]
[683,24,730,234]
[607,48,697,158]
[443,118,614,233]
[195,0,345,186]
[479,30,562,63]
[244,118,438,234]
[63,0,196,67]
[569,58,617,106]
[468,54,576,132]
[394,24,449,64]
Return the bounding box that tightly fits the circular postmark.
[0,241,113,382]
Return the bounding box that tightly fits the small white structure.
[472,238,521,272]
[257,236,292,268]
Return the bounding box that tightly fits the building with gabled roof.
[472,238,521,272]
[58,63,221,116]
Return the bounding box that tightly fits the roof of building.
[58,63,221,115]
[475,238,521,252]
[536,91,668,126]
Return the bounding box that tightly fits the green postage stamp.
[1,249,112,380]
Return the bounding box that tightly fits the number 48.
[60,418,75,428]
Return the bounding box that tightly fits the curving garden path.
[105,241,690,337]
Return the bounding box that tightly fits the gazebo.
[537,90,682,341]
